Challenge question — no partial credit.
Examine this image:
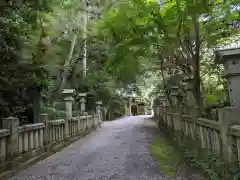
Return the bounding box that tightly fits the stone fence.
[154,104,240,166]
[0,89,103,178]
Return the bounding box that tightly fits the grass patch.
[150,136,183,178]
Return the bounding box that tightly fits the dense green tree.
[95,0,240,113]
[0,0,239,121]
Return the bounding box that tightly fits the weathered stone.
[2,117,19,159]
[18,123,45,133]
[78,93,86,97]
[62,89,75,137]
[0,129,10,137]
[78,93,87,115]
[62,89,75,101]
[96,101,102,105]
[215,48,240,107]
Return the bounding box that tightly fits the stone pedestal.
[215,48,240,107]
[2,117,19,159]
[62,89,75,137]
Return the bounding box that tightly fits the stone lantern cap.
[159,95,166,101]
[78,93,87,98]
[62,89,75,101]
[214,48,240,64]
[214,48,240,78]
[62,89,75,96]
[96,101,102,105]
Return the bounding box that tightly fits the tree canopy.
[0,0,239,120]
[94,0,239,112]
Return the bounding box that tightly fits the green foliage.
[0,1,51,118]
[178,136,224,180]
[151,136,183,178]
[1,0,239,120]
[95,0,239,109]
[173,135,240,180]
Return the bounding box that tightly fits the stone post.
[40,113,49,145]
[96,101,102,126]
[218,107,234,162]
[128,97,132,116]
[84,112,89,129]
[103,107,107,121]
[125,104,128,116]
[2,117,19,159]
[62,89,75,138]
[78,93,86,115]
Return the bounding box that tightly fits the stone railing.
[154,105,240,166]
[18,123,45,155]
[0,113,102,177]
[0,89,103,178]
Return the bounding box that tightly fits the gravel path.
[8,115,169,180]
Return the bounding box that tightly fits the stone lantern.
[78,93,86,115]
[96,101,102,125]
[96,101,102,114]
[126,94,133,116]
[215,48,240,107]
[62,89,75,137]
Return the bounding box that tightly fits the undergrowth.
[165,130,240,180]
[150,136,183,178]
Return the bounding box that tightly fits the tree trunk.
[192,15,203,114]
[58,34,78,93]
